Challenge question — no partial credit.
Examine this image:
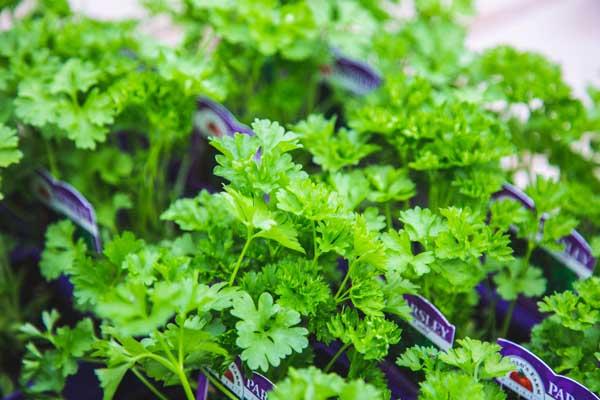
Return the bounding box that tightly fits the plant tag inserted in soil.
[403,294,456,351]
[546,230,596,279]
[195,97,253,138]
[321,52,382,95]
[32,170,101,253]
[196,357,274,400]
[492,183,535,210]
[496,338,599,400]
[492,184,596,281]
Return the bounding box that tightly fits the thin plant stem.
[336,294,350,304]
[156,334,178,366]
[422,280,431,300]
[336,287,352,304]
[133,354,176,375]
[311,220,319,266]
[131,367,169,400]
[176,368,196,400]
[171,151,192,203]
[78,358,104,364]
[473,361,482,382]
[178,320,185,366]
[324,343,351,372]
[500,241,536,338]
[304,77,319,117]
[229,228,253,286]
[500,299,516,338]
[45,140,59,178]
[385,203,393,229]
[334,261,354,300]
[153,333,194,400]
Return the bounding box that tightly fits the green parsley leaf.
[39,220,87,280]
[492,259,546,301]
[231,292,308,372]
[327,308,400,361]
[270,367,383,400]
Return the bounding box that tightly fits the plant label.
[403,294,456,351]
[195,97,253,138]
[321,52,382,95]
[548,230,596,279]
[32,170,101,253]
[492,183,535,210]
[197,357,274,400]
[496,338,599,400]
[196,373,208,400]
[492,183,597,279]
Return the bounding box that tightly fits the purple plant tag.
[321,52,382,95]
[491,183,597,279]
[197,357,274,400]
[1,391,24,400]
[403,294,456,351]
[549,230,596,279]
[195,97,253,138]
[492,183,535,210]
[196,373,208,400]
[497,338,600,400]
[32,170,101,253]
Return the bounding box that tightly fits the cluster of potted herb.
[1,0,599,399]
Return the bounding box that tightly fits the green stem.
[336,287,352,304]
[45,140,59,178]
[304,76,319,117]
[525,241,535,261]
[385,203,393,229]
[311,220,319,266]
[152,331,194,400]
[172,151,192,202]
[229,228,254,286]
[156,142,172,218]
[134,353,176,374]
[499,241,536,338]
[178,319,185,366]
[156,333,178,366]
[336,294,350,304]
[69,88,79,107]
[473,361,482,382]
[131,367,169,400]
[176,367,196,400]
[324,343,351,372]
[201,368,238,400]
[0,239,20,320]
[78,357,104,364]
[427,172,438,210]
[334,261,354,300]
[500,299,516,338]
[240,61,262,121]
[423,280,431,300]
[485,281,498,340]
[140,139,163,235]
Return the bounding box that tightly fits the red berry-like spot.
[510,370,533,392]
[223,369,234,383]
